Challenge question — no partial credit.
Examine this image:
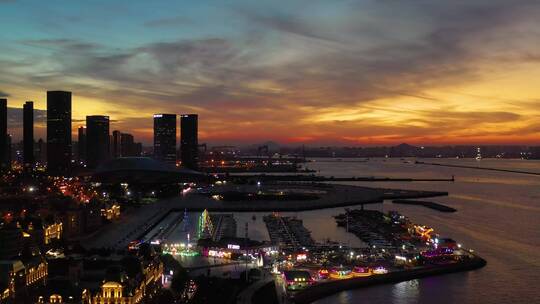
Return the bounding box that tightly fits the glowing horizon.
[2,1,540,146]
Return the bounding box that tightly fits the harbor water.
[307,158,540,304]
[166,158,540,303]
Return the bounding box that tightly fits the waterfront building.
[86,115,110,168]
[77,126,86,162]
[153,114,177,164]
[180,114,198,169]
[23,101,34,166]
[46,91,72,174]
[0,98,7,170]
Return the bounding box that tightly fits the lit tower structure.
[197,209,213,239]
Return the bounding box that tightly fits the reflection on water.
[163,158,540,303]
[308,158,540,304]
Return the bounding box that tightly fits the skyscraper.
[153,114,177,164]
[0,98,8,170]
[120,133,137,157]
[180,114,198,170]
[112,130,122,158]
[77,126,86,162]
[23,101,34,165]
[36,138,46,164]
[86,115,110,168]
[47,91,72,174]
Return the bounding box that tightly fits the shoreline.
[292,257,487,304]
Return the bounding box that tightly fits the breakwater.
[392,199,457,212]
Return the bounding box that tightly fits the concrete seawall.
[293,257,487,304]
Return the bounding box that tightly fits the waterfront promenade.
[292,256,487,304]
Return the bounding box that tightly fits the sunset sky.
[1,0,540,146]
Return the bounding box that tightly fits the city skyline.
[1,1,540,146]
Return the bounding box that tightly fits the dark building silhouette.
[47,91,72,174]
[77,126,86,162]
[0,98,7,170]
[36,138,46,163]
[112,130,121,158]
[120,133,140,157]
[180,114,198,170]
[153,114,177,164]
[23,101,34,165]
[6,134,11,167]
[86,115,110,168]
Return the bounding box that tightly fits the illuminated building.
[86,115,110,168]
[90,257,163,304]
[352,266,372,277]
[101,204,121,220]
[197,209,213,239]
[153,114,177,164]
[77,126,86,162]
[23,101,34,166]
[24,257,48,287]
[0,260,24,302]
[329,267,353,280]
[282,271,313,290]
[180,114,198,170]
[47,91,72,174]
[44,223,62,245]
[0,98,8,170]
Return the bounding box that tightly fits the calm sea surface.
[172,158,540,303]
[307,158,540,304]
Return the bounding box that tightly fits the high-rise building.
[36,138,46,164]
[47,91,72,174]
[112,130,121,158]
[6,134,11,167]
[0,98,7,170]
[120,133,137,157]
[180,114,198,170]
[23,101,34,165]
[153,114,177,164]
[134,142,143,157]
[86,115,110,168]
[77,126,86,162]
